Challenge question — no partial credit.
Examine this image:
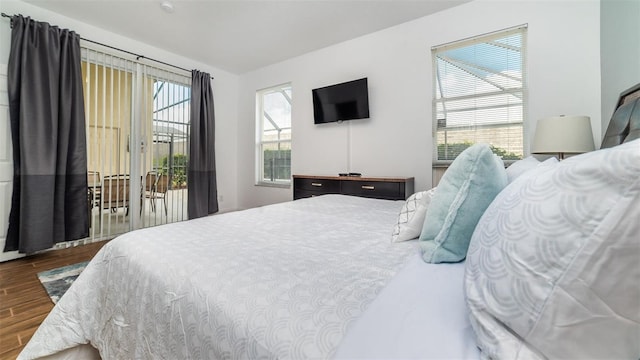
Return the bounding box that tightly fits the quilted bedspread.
[19,195,417,359]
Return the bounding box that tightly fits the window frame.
[255,83,292,188]
[431,25,528,165]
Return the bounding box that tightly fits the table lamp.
[532,115,595,160]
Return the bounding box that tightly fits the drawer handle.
[362,185,375,190]
[311,182,323,187]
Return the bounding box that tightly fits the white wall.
[0,0,610,217]
[237,0,601,209]
[600,0,640,135]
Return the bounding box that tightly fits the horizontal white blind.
[433,26,527,161]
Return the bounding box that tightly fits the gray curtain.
[5,15,88,254]
[188,70,218,219]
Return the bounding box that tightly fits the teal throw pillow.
[420,143,507,263]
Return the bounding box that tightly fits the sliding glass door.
[80,46,190,243]
[139,66,190,228]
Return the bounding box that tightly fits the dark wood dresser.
[293,175,414,201]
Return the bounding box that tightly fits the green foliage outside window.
[158,154,188,188]
[263,149,291,182]
[438,142,521,161]
[490,145,522,160]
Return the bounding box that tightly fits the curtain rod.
[1,12,214,79]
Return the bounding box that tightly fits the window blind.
[432,25,527,162]
[80,46,191,243]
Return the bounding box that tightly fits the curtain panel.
[188,70,219,219]
[5,15,89,253]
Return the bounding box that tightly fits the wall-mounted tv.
[312,78,370,124]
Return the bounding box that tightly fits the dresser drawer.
[341,180,402,200]
[294,189,328,200]
[294,178,341,192]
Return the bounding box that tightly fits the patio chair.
[102,174,130,215]
[143,171,168,215]
[87,171,101,228]
[87,171,102,206]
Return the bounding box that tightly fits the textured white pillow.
[391,188,436,242]
[465,139,640,359]
[505,156,540,183]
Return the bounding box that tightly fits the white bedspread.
[19,195,419,360]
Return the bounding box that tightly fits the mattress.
[19,194,480,359]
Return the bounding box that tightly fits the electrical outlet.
[218,195,224,202]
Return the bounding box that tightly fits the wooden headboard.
[601,83,640,148]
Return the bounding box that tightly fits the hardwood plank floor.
[0,241,108,360]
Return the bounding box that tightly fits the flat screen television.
[312,78,370,124]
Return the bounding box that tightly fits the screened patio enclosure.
[151,122,189,190]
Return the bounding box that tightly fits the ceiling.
[24,0,469,74]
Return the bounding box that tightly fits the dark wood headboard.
[601,83,640,148]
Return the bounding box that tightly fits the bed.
[19,195,480,359]
[19,84,640,360]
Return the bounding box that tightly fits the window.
[256,83,292,186]
[432,25,527,162]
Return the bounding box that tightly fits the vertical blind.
[140,65,191,228]
[432,25,527,162]
[58,45,191,249]
[82,47,135,241]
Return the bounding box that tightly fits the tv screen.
[312,78,369,124]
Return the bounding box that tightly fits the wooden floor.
[0,241,108,360]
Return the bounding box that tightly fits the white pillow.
[391,188,436,242]
[505,156,540,183]
[465,139,640,359]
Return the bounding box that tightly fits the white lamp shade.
[532,115,595,156]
